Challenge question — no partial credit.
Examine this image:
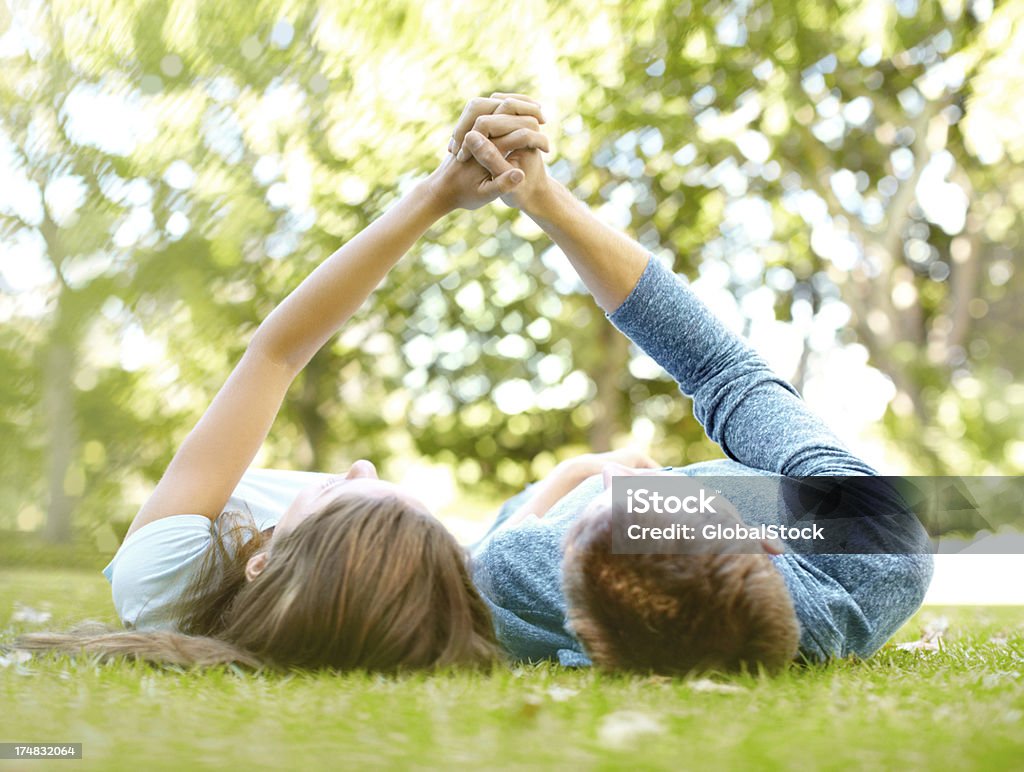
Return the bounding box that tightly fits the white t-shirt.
[102,468,330,630]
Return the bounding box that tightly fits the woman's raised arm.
[126,115,545,538]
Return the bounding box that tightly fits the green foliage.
[1,0,1021,539]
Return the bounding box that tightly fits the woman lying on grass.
[17,96,553,672]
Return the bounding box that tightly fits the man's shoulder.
[470,522,582,663]
[471,520,565,580]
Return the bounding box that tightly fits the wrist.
[416,172,458,220]
[521,179,570,225]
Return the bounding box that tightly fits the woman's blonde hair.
[15,495,501,672]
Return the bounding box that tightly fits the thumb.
[481,168,525,197]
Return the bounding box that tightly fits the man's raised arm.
[462,130,874,478]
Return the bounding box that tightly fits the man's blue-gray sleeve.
[606,257,932,659]
[607,257,876,477]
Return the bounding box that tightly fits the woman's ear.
[245,552,269,582]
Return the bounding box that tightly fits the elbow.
[881,553,933,625]
[903,552,934,610]
[245,331,305,378]
[692,363,795,447]
[856,553,934,657]
[246,326,308,378]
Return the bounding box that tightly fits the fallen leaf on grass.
[921,616,949,642]
[11,603,51,624]
[0,650,32,668]
[895,640,941,653]
[896,615,949,653]
[688,678,745,694]
[545,686,579,702]
[598,711,665,749]
[516,694,543,721]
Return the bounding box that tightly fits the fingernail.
[456,149,466,161]
[510,170,524,184]
[448,138,454,153]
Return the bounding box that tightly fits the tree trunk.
[42,336,78,543]
[587,325,629,451]
[296,355,328,471]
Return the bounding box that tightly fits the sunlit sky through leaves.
[1,0,1023,491]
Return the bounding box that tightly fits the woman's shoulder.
[103,514,216,630]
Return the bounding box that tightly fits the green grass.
[2,569,1023,771]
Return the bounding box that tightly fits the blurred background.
[1,0,1022,580]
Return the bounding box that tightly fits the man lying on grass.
[454,99,935,675]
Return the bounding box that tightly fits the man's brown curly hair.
[561,505,801,675]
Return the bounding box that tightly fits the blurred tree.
[0,0,609,538]
[1,0,1022,545]
[566,0,1024,474]
[1,3,143,541]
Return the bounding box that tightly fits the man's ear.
[245,552,269,582]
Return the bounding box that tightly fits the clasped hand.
[425,92,554,213]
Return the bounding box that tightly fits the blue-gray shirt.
[470,256,933,666]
